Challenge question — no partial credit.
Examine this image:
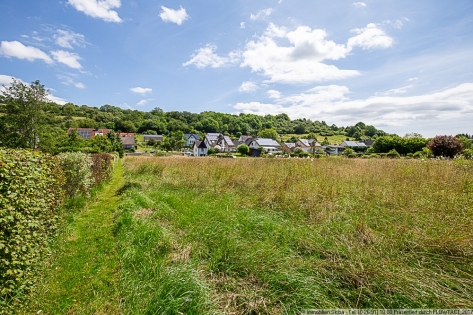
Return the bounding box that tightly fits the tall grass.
[116,156,473,314]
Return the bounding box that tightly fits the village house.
[67,128,135,150]
[296,139,322,152]
[183,134,200,147]
[248,138,281,157]
[341,141,367,149]
[193,140,208,156]
[67,128,112,140]
[216,135,236,152]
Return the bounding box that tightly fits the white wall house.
[249,138,281,154]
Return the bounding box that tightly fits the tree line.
[1,79,471,157]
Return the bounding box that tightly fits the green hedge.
[0,149,64,308]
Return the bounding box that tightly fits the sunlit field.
[115,156,473,314]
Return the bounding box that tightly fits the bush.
[57,152,95,197]
[427,135,463,158]
[0,149,65,308]
[90,153,113,185]
[387,149,400,159]
[463,148,473,159]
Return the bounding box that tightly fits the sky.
[1,0,472,137]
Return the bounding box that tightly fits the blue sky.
[1,0,472,137]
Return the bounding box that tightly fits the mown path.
[21,161,124,315]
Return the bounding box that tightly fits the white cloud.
[384,19,404,29]
[47,94,67,105]
[250,8,273,21]
[239,81,258,93]
[159,6,188,25]
[130,87,152,95]
[407,77,418,82]
[57,75,86,89]
[265,23,287,38]
[136,99,153,106]
[267,89,281,99]
[348,23,394,50]
[0,41,53,64]
[352,2,366,8]
[67,0,122,23]
[375,85,413,96]
[183,45,241,69]
[0,73,67,104]
[51,50,83,69]
[240,22,245,29]
[0,74,25,86]
[241,24,357,84]
[54,29,87,49]
[233,83,473,129]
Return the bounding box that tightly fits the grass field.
[113,156,473,314]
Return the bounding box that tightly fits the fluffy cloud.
[250,8,273,21]
[240,22,245,29]
[239,81,258,93]
[0,41,53,64]
[347,23,394,50]
[67,0,122,23]
[233,83,473,128]
[352,2,366,7]
[54,29,87,49]
[0,73,67,104]
[51,50,83,69]
[0,74,25,86]
[130,87,152,95]
[267,89,281,99]
[183,45,241,68]
[187,22,393,85]
[159,6,188,25]
[57,74,86,89]
[241,24,358,84]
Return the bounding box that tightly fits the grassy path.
[22,161,124,315]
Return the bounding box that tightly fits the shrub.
[57,152,95,197]
[0,149,64,308]
[90,153,113,185]
[463,148,473,159]
[387,149,400,159]
[427,135,463,158]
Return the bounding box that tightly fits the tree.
[237,144,249,156]
[258,128,278,140]
[321,137,330,146]
[88,135,112,153]
[307,133,318,141]
[427,135,463,158]
[0,79,49,149]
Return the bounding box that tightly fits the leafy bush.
[387,149,400,159]
[427,135,464,158]
[0,149,64,308]
[90,154,113,185]
[463,148,473,159]
[57,152,95,197]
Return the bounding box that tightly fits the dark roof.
[120,136,135,145]
[184,133,200,140]
[198,140,208,148]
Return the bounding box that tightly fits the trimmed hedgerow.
[57,152,95,197]
[90,153,113,185]
[0,149,64,311]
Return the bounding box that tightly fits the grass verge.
[19,161,124,315]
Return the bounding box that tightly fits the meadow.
[114,156,473,314]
